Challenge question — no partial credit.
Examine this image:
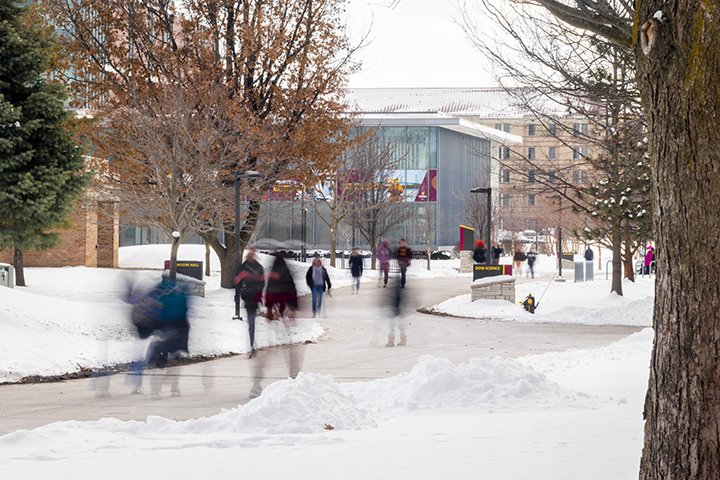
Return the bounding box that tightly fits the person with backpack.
[473,240,487,264]
[395,239,413,288]
[234,246,265,356]
[305,257,332,317]
[349,247,364,294]
[492,243,504,265]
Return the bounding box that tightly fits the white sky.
[346,0,497,88]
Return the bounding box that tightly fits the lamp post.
[233,170,265,319]
[470,186,492,256]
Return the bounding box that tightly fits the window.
[547,123,557,136]
[498,146,511,159]
[548,147,556,160]
[527,123,536,136]
[528,170,536,183]
[495,123,503,131]
[548,171,558,183]
[573,123,589,135]
[500,169,510,183]
[527,146,536,160]
[503,123,512,133]
[573,170,588,183]
[572,146,589,160]
[528,194,536,206]
[500,193,511,207]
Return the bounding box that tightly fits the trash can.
[0,263,14,288]
[574,261,584,283]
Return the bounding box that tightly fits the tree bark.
[205,241,211,277]
[610,221,623,296]
[637,2,720,478]
[329,216,338,268]
[168,234,181,281]
[12,247,25,287]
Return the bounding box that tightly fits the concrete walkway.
[0,275,640,435]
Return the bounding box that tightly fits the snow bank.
[429,277,654,327]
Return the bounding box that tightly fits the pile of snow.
[428,277,654,327]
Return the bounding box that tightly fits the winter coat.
[152,279,190,354]
[473,246,487,264]
[305,265,332,291]
[376,246,391,268]
[513,251,527,262]
[644,249,655,267]
[584,248,594,261]
[492,247,503,260]
[526,252,537,266]
[349,255,364,277]
[235,259,265,309]
[396,246,413,268]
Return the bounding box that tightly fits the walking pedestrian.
[526,250,537,279]
[644,246,655,275]
[305,257,332,317]
[233,246,265,356]
[376,240,391,287]
[385,277,407,347]
[265,254,299,321]
[349,247,363,294]
[513,247,526,277]
[492,243,503,265]
[473,240,487,264]
[584,246,594,262]
[395,239,413,288]
[146,277,190,398]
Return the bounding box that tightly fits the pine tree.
[0,0,88,286]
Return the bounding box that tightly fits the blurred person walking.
[376,240,391,287]
[146,277,190,398]
[305,257,332,317]
[526,250,537,279]
[234,246,265,357]
[349,247,364,294]
[395,239,413,288]
[513,247,526,277]
[265,254,299,321]
[473,240,487,264]
[385,276,407,347]
[124,279,161,394]
[644,245,655,275]
[492,243,504,265]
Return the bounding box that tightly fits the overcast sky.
[346,0,497,88]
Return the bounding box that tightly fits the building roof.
[346,87,525,118]
[346,87,567,119]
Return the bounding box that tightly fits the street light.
[234,170,265,319]
[470,186,492,255]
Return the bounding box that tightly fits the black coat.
[237,259,265,309]
[349,255,364,277]
[584,248,594,261]
[492,247,503,259]
[473,247,487,263]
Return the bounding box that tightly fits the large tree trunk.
[622,241,636,282]
[638,2,720,478]
[13,247,25,287]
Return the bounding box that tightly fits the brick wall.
[0,196,119,268]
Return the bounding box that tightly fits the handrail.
[605,260,613,280]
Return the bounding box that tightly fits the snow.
[0,245,655,479]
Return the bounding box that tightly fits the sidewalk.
[0,275,640,435]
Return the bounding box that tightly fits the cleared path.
[0,275,641,435]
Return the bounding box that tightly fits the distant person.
[305,257,332,317]
[234,246,265,356]
[644,246,655,275]
[376,240,392,287]
[526,250,537,279]
[492,243,503,265]
[472,240,487,264]
[385,276,407,347]
[584,246,594,262]
[146,277,190,398]
[349,247,364,294]
[395,239,413,288]
[265,254,298,321]
[513,248,526,277]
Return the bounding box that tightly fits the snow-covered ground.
[0,245,654,478]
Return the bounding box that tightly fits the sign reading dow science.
[473,264,513,281]
[163,260,204,281]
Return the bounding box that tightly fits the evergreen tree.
[0,0,88,286]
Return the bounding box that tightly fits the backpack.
[131,293,161,338]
